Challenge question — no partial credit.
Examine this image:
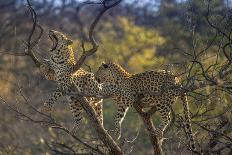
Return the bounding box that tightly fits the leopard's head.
[48,30,75,65]
[49,30,73,51]
[95,62,117,84]
[95,62,131,84]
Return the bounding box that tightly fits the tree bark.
[74,95,123,155]
[133,103,163,155]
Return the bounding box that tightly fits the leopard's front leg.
[76,73,120,97]
[43,88,63,112]
[43,82,70,112]
[68,97,84,133]
[113,95,134,140]
[114,104,128,140]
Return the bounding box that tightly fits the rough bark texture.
[134,103,163,155]
[73,95,123,155]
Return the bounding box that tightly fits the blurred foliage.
[85,17,166,72]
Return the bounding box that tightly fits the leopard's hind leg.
[156,95,175,141]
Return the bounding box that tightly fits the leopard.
[40,30,117,129]
[95,62,197,151]
[40,63,103,128]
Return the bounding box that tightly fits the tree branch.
[71,94,123,155]
[133,102,163,155]
[25,0,44,67]
[72,0,122,72]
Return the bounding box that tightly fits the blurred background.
[0,0,231,154]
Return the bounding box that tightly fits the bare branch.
[24,0,44,67]
[71,93,123,155]
[72,0,122,72]
[51,125,105,155]
[0,0,44,67]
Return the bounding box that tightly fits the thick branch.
[133,102,163,155]
[72,94,123,155]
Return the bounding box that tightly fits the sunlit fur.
[95,62,197,151]
[41,30,105,129]
[49,30,75,66]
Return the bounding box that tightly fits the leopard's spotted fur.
[95,62,197,151]
[40,30,114,128]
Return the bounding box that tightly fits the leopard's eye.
[102,64,108,68]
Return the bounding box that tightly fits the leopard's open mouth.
[49,31,58,51]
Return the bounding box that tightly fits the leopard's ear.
[102,62,108,68]
[66,39,73,45]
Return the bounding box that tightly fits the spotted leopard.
[95,62,197,151]
[40,30,115,128]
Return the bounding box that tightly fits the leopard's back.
[130,70,177,93]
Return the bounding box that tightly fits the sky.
[28,0,232,9]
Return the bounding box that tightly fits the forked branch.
[0,0,44,67]
[133,102,163,155]
[72,0,122,72]
[25,0,44,67]
[73,95,123,155]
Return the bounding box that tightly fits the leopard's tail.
[179,94,197,152]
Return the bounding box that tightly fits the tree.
[0,0,231,155]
